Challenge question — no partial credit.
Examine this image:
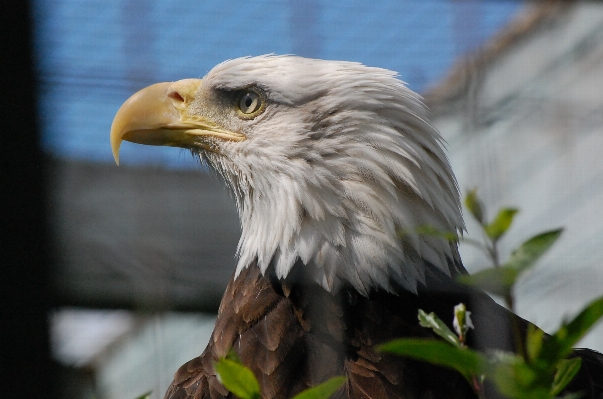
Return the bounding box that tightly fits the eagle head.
[111,55,464,295]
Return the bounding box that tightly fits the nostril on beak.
[168,91,185,102]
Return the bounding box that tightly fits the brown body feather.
[164,261,580,399]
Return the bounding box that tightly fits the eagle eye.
[237,89,264,119]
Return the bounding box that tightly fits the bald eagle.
[111,56,602,399]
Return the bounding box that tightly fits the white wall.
[95,313,216,399]
[433,3,603,352]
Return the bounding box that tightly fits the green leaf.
[505,229,563,273]
[457,266,519,297]
[214,358,261,399]
[485,208,519,241]
[418,309,461,347]
[465,189,485,224]
[291,376,346,399]
[134,392,152,399]
[542,295,603,364]
[526,324,545,362]
[551,358,582,397]
[492,360,550,399]
[459,229,563,296]
[378,339,485,378]
[486,352,553,399]
[413,225,459,242]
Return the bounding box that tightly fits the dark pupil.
[245,95,253,108]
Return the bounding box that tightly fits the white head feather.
[195,55,464,295]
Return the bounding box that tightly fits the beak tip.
[110,132,121,166]
[112,147,121,166]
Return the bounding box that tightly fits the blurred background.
[4,1,603,398]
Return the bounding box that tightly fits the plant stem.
[489,240,500,268]
[490,237,529,362]
[504,291,529,363]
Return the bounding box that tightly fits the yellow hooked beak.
[110,79,246,165]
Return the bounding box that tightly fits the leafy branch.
[384,189,603,398]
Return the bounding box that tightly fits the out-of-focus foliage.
[382,190,603,398]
